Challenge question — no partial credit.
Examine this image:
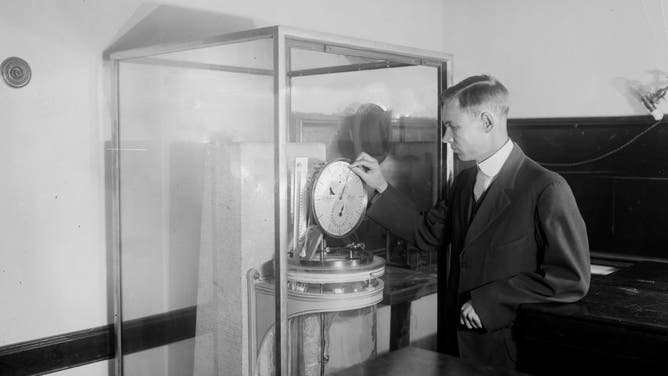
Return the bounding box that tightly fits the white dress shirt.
[474,139,514,201]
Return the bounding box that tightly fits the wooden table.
[381,266,437,350]
[330,346,527,376]
[516,261,668,374]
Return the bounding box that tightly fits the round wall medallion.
[2,57,31,88]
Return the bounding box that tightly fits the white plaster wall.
[0,0,116,346]
[443,0,668,118]
[0,1,446,375]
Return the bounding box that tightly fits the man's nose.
[442,127,453,144]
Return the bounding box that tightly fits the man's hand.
[460,300,483,330]
[350,152,388,194]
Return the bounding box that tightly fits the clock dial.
[311,159,368,238]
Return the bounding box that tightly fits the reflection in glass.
[290,65,439,269]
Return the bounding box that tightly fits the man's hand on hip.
[460,300,483,330]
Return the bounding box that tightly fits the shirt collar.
[477,138,514,178]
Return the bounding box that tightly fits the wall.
[0,1,446,375]
[443,0,668,118]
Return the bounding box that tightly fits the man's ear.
[480,111,495,132]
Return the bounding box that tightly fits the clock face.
[311,159,368,238]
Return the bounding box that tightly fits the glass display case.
[109,25,451,376]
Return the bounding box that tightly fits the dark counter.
[516,261,668,374]
[381,265,437,306]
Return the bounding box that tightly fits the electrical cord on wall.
[537,118,667,168]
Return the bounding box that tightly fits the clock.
[310,159,368,238]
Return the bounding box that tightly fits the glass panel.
[156,37,273,71]
[117,36,275,376]
[284,44,440,375]
[289,62,440,269]
[290,47,382,72]
[116,30,445,376]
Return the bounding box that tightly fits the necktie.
[473,167,490,202]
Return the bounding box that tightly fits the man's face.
[441,100,487,162]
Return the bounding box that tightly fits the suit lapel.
[459,169,475,230]
[463,144,525,250]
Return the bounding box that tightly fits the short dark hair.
[441,75,509,117]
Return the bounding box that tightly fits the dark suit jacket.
[367,143,590,368]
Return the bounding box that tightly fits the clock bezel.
[310,158,368,239]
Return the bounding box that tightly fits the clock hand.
[339,170,352,200]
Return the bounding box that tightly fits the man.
[350,75,590,369]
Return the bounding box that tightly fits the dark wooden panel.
[121,305,197,354]
[557,175,668,258]
[0,325,113,376]
[0,305,197,375]
[508,115,668,260]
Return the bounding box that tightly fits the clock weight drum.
[275,157,386,375]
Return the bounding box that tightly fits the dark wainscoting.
[120,305,197,355]
[508,115,668,261]
[0,325,113,376]
[0,306,196,376]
